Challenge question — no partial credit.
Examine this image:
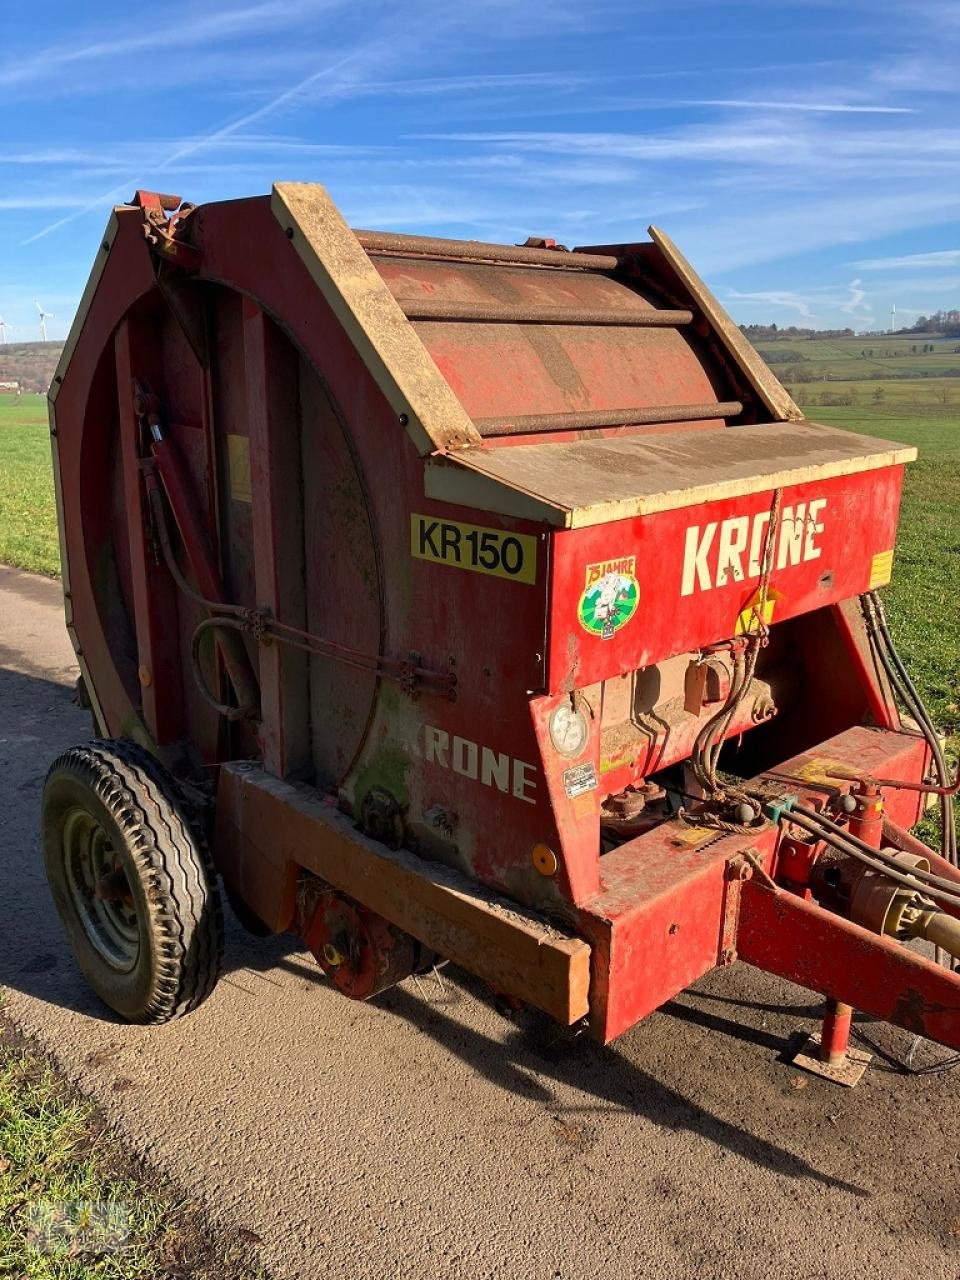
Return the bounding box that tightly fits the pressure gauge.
[549,702,589,758]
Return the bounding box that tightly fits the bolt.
[285,226,295,239]
[398,412,409,426]
[668,922,679,935]
[839,793,857,814]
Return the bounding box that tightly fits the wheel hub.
[62,807,140,972]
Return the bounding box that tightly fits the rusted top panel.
[271,182,778,457]
[370,254,726,439]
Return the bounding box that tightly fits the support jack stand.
[792,998,872,1087]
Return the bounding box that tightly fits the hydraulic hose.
[783,809,960,912]
[792,804,960,899]
[862,592,957,865]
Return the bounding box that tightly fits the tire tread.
[43,740,223,1023]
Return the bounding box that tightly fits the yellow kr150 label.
[411,514,537,585]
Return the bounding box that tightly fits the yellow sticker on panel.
[411,514,537,584]
[227,434,252,504]
[869,549,894,590]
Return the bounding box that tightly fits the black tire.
[41,740,223,1023]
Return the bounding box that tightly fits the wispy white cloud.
[853,249,960,270]
[677,99,913,114]
[20,38,384,244]
[0,1,343,91]
[338,71,591,98]
[839,278,869,314]
[414,128,793,164]
[725,278,871,326]
[19,1,597,245]
[725,288,814,319]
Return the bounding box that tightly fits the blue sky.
[3,0,959,341]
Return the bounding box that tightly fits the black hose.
[190,617,259,722]
[863,592,956,865]
[785,810,960,911]
[792,803,960,897]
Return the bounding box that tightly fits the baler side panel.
[547,466,906,691]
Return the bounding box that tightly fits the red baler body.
[49,183,960,1055]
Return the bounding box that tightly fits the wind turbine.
[35,299,54,343]
[0,317,11,344]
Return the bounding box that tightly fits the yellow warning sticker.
[671,825,716,848]
[735,586,784,636]
[227,434,252,504]
[411,514,537,585]
[869,549,894,589]
[791,756,849,786]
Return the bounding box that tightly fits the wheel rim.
[62,807,141,972]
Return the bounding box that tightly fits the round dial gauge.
[549,703,589,758]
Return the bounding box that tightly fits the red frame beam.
[737,879,960,1050]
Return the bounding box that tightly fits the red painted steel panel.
[548,466,905,691]
[54,209,159,747]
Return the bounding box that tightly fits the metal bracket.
[134,190,202,273]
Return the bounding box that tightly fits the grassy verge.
[0,399,59,577]
[816,406,959,838]
[0,1018,268,1280]
[815,407,960,742]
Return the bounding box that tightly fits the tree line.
[905,310,960,337]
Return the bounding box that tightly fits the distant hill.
[0,342,64,395]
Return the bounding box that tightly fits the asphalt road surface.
[1,562,959,1280]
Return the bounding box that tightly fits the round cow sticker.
[578,556,639,639]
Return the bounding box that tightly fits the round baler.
[43,183,960,1082]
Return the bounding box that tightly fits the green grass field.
[815,406,959,744]
[0,396,58,577]
[759,332,960,379]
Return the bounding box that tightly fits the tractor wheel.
[41,740,223,1023]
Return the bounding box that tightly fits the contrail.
[20,45,374,246]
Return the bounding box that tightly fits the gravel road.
[1,562,958,1280]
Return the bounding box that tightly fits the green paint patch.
[353,741,412,813]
